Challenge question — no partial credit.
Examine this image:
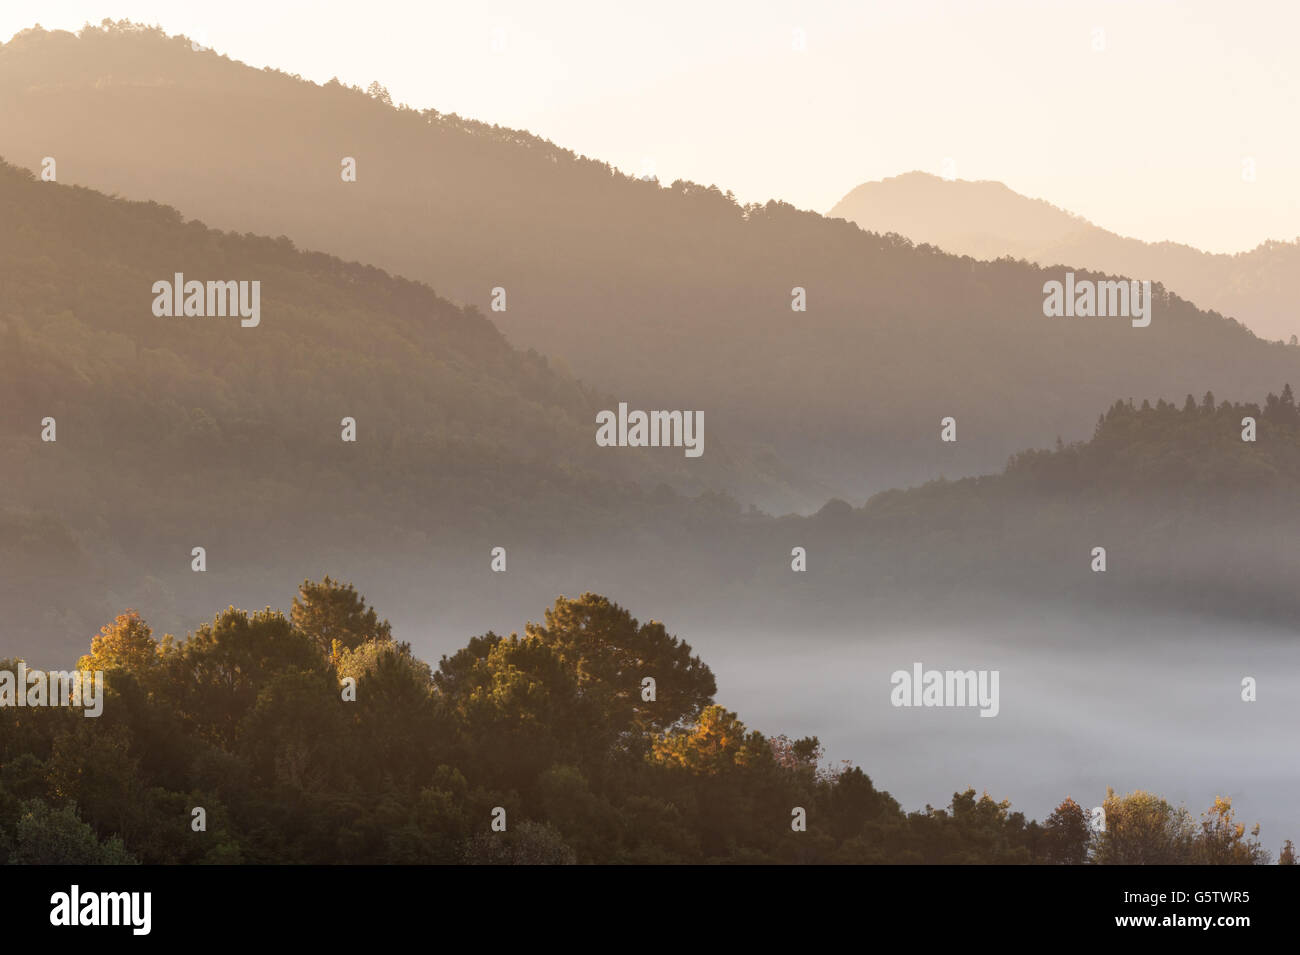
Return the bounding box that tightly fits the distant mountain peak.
[830,173,1300,342]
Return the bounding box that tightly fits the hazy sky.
[4,0,1297,253]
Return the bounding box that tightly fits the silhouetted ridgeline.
[3,161,1299,663]
[735,387,1300,629]
[0,157,759,656]
[0,583,1285,864]
[831,171,1300,344]
[6,22,1300,510]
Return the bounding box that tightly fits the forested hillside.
[5,22,1300,509]
[4,22,1300,666]
[0,158,761,656]
[723,385,1300,629]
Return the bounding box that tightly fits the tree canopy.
[0,582,1284,864]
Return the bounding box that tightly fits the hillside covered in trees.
[0,582,1287,864]
[4,141,1300,658]
[1,17,1296,869]
[741,384,1300,628]
[3,21,1300,690]
[0,156,776,658]
[5,21,1300,510]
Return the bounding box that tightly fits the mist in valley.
[700,611,1300,850]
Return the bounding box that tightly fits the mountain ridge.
[8,21,1300,512]
[830,171,1300,343]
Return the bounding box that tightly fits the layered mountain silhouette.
[7,21,1300,667]
[831,171,1300,344]
[6,22,1300,514]
[0,158,769,656]
[5,151,1300,660]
